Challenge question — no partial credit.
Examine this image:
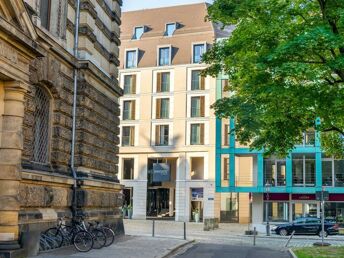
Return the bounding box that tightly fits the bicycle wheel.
[73,231,94,252]
[102,227,115,247]
[44,227,64,248]
[61,225,74,246]
[91,229,106,249]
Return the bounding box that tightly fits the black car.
[272,217,339,237]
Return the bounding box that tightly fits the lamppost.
[265,183,271,236]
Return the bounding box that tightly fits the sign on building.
[152,163,170,182]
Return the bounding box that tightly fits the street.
[175,244,290,258]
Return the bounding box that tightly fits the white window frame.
[125,48,139,69]
[120,97,140,122]
[157,45,172,66]
[152,96,173,120]
[187,93,209,118]
[186,121,208,146]
[191,42,207,64]
[132,26,145,40]
[187,67,209,91]
[120,72,141,95]
[151,122,173,146]
[165,22,177,37]
[152,69,174,93]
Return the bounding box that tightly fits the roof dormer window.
[165,23,177,37]
[133,26,144,40]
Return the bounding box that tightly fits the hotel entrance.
[146,158,176,219]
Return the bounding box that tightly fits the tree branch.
[322,126,344,136]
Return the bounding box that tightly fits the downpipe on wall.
[71,0,81,218]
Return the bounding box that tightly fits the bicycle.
[88,221,115,247]
[71,216,106,250]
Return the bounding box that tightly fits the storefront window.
[292,203,318,220]
[325,202,344,223]
[220,193,239,223]
[292,154,315,187]
[263,202,289,222]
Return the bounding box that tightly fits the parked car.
[272,217,339,237]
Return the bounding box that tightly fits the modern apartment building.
[118,3,230,222]
[216,72,344,230]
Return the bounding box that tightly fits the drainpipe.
[71,0,81,217]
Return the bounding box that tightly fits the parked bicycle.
[88,221,115,247]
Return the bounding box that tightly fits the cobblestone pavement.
[124,219,344,250]
[34,236,189,258]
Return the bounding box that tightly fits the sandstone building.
[0,0,123,257]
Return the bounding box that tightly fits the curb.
[288,248,298,258]
[159,239,195,258]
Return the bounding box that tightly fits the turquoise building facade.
[215,73,344,227]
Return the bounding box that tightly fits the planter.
[128,209,133,219]
[122,210,127,218]
[194,213,200,223]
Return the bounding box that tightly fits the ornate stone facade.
[0,0,123,257]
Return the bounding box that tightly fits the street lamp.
[265,182,271,236]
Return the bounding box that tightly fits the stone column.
[0,81,28,250]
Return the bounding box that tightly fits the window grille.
[32,87,50,164]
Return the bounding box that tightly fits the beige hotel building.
[118,3,230,222]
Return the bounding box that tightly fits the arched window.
[32,87,51,164]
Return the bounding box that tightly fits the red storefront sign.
[291,194,316,201]
[263,193,289,201]
[329,194,344,202]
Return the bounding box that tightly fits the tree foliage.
[204,0,344,157]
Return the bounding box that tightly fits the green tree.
[204,0,344,157]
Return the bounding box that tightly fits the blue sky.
[122,0,214,12]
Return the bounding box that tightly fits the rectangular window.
[292,154,315,186]
[40,0,51,30]
[190,157,204,180]
[224,124,229,146]
[123,100,135,120]
[191,70,205,90]
[165,23,176,36]
[263,202,289,222]
[322,158,333,186]
[122,126,135,146]
[193,44,206,63]
[123,75,136,95]
[126,50,137,68]
[133,26,144,40]
[155,125,169,146]
[190,124,204,145]
[334,160,344,187]
[264,158,286,186]
[123,158,134,180]
[159,47,170,66]
[157,72,170,92]
[191,96,205,117]
[156,98,169,119]
[223,157,229,181]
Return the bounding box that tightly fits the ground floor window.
[292,203,317,220]
[263,202,289,222]
[220,193,239,223]
[325,202,344,223]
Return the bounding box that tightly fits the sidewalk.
[34,236,190,258]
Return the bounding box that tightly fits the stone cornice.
[68,1,121,45]
[66,19,120,66]
[69,0,121,25]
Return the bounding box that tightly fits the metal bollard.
[285,230,295,247]
[184,222,186,240]
[152,220,155,237]
[253,227,256,246]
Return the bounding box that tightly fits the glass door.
[292,202,319,220]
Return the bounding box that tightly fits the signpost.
[315,187,330,246]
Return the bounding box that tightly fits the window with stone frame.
[32,87,51,164]
[40,0,51,30]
